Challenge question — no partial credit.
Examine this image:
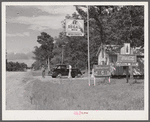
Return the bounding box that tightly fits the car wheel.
[57,73,62,78]
[52,76,56,78]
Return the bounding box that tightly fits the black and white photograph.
[2,1,148,120]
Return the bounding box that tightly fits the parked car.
[51,64,82,78]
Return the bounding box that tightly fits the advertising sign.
[117,54,137,63]
[116,62,138,66]
[66,19,84,36]
[124,43,130,54]
[93,65,111,77]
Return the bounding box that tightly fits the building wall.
[109,55,125,75]
[109,55,144,76]
[98,49,109,65]
[97,50,144,76]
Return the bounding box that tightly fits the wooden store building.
[96,45,144,78]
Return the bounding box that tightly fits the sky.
[6,5,77,66]
[6,5,77,53]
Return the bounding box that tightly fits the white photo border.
[2,2,149,120]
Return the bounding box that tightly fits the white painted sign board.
[66,19,84,36]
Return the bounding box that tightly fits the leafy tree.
[32,32,54,71]
[6,61,27,71]
[51,5,144,70]
[106,6,144,48]
[31,60,41,70]
[50,37,63,65]
[75,5,144,66]
[75,6,116,65]
[51,14,88,70]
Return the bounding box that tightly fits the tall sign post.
[61,45,65,64]
[48,55,50,72]
[87,5,90,86]
[65,13,87,82]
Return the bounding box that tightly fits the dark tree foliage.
[6,61,27,71]
[75,5,144,67]
[33,6,144,71]
[51,13,88,70]
[105,6,144,47]
[31,60,41,70]
[32,32,54,69]
[75,5,144,47]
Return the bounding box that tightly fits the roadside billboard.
[65,19,84,36]
[117,54,137,63]
[124,43,130,54]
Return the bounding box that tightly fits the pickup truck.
[50,64,82,78]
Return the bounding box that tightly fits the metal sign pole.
[87,5,90,86]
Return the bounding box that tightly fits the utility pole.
[62,45,65,64]
[129,7,134,82]
[48,55,50,71]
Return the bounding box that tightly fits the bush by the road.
[32,70,49,76]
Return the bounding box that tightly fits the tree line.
[32,5,144,71]
[6,61,27,71]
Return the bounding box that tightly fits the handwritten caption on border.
[73,111,88,115]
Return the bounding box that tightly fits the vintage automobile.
[50,64,82,78]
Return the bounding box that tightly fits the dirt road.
[6,71,35,110]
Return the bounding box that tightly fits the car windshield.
[57,65,66,69]
[57,66,61,69]
[61,65,66,69]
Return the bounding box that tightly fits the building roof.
[96,45,144,57]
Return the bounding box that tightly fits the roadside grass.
[32,70,49,76]
[24,77,144,110]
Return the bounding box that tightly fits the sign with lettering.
[116,62,138,66]
[66,19,84,36]
[117,54,137,63]
[93,65,111,77]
